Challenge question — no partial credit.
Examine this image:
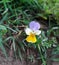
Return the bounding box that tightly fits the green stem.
[38,44,46,65]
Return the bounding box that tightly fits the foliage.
[0,25,7,58]
[0,0,59,65]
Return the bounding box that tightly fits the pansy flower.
[25,21,41,43]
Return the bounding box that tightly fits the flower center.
[30,33,35,37]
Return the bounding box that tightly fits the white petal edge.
[34,30,41,35]
[25,28,33,35]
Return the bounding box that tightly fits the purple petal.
[29,21,40,31]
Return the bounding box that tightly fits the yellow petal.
[26,33,37,43]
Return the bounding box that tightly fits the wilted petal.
[29,21,40,31]
[34,30,41,35]
[25,28,33,35]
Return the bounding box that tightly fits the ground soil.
[0,47,59,65]
[0,51,59,65]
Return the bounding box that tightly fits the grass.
[0,0,59,65]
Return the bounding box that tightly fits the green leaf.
[51,58,59,62]
[12,39,16,52]
[0,13,8,24]
[18,48,23,61]
[19,42,25,52]
[2,0,12,3]
[0,37,7,58]
[0,25,7,35]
